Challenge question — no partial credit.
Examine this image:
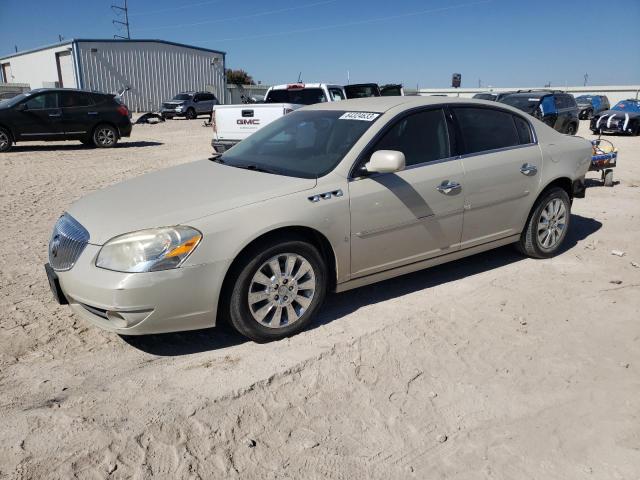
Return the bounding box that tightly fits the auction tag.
[339,112,380,121]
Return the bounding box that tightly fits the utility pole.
[112,0,131,40]
[583,73,589,86]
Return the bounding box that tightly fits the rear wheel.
[566,123,577,135]
[517,187,571,258]
[93,124,118,148]
[0,127,11,152]
[226,239,327,342]
[185,108,196,120]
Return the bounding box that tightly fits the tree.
[226,69,255,86]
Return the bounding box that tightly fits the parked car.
[499,90,579,135]
[574,94,610,119]
[45,97,591,342]
[161,91,218,120]
[473,91,515,102]
[344,83,404,99]
[210,83,346,153]
[590,98,640,135]
[0,88,132,152]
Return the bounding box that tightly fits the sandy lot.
[1,117,639,479]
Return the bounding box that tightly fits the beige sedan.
[45,97,592,342]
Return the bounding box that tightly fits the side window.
[329,88,345,101]
[372,109,450,167]
[193,94,201,102]
[24,92,58,110]
[513,115,533,144]
[61,92,93,108]
[453,107,519,154]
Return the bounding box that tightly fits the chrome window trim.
[457,141,538,160]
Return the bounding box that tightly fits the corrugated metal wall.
[76,41,225,112]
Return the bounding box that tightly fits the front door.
[349,108,465,278]
[13,91,64,140]
[451,106,542,248]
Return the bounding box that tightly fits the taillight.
[117,104,129,117]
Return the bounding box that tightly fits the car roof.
[303,96,516,113]
[23,88,112,96]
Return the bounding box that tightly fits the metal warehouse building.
[0,39,226,111]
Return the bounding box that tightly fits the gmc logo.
[237,119,260,125]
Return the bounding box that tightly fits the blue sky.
[1,0,639,88]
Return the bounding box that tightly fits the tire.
[0,127,12,152]
[632,122,640,137]
[185,108,196,120]
[587,109,594,120]
[565,123,577,135]
[517,187,571,259]
[603,169,614,187]
[226,238,327,342]
[92,124,118,148]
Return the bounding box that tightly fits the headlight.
[96,226,202,273]
[175,105,184,111]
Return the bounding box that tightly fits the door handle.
[87,111,98,115]
[48,113,61,118]
[435,181,462,195]
[520,163,538,176]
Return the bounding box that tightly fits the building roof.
[0,39,225,61]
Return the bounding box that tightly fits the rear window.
[265,88,327,105]
[453,107,520,154]
[473,93,497,101]
[500,95,541,114]
[513,116,533,144]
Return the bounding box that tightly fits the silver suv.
[161,91,218,120]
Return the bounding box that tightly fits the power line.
[128,0,226,17]
[135,0,339,32]
[198,0,491,43]
[112,0,131,39]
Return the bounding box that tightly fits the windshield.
[172,93,192,101]
[1,92,29,107]
[220,110,379,178]
[265,88,327,105]
[345,85,380,99]
[612,100,640,113]
[500,95,541,114]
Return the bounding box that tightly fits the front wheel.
[93,124,118,148]
[185,108,196,120]
[517,187,571,258]
[0,127,12,152]
[226,239,327,342]
[565,123,577,135]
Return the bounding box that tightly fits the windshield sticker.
[339,112,380,121]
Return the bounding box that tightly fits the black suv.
[0,88,132,152]
[499,90,579,135]
[574,94,610,119]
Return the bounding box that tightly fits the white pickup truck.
[210,83,346,153]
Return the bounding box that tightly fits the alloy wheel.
[96,128,115,146]
[537,198,567,250]
[247,253,316,329]
[0,130,9,150]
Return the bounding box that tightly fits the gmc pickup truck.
[210,83,346,153]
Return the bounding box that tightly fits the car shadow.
[585,178,620,188]
[121,213,602,356]
[10,141,162,152]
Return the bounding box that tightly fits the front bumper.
[161,108,185,118]
[52,244,227,335]
[591,116,634,134]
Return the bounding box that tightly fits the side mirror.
[15,103,27,111]
[365,150,406,174]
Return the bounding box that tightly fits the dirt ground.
[1,116,639,479]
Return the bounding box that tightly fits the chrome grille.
[48,214,90,271]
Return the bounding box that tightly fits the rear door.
[12,91,64,140]
[452,106,541,248]
[349,108,465,277]
[60,91,95,138]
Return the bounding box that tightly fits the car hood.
[595,109,640,119]
[67,160,317,245]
